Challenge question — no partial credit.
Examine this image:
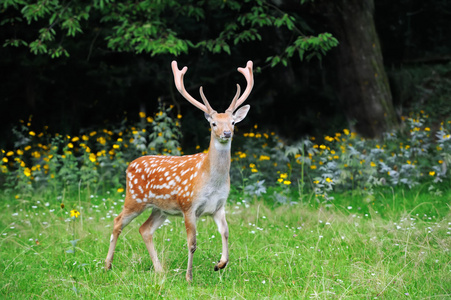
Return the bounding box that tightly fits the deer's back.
[124,153,207,213]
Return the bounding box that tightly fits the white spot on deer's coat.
[134,178,138,184]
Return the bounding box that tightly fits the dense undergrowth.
[1,98,450,204]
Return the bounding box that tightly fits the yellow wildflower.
[117,188,124,193]
[139,112,146,118]
[97,137,106,145]
[70,209,80,218]
[24,167,31,177]
[429,171,435,176]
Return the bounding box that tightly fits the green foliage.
[0,102,182,195]
[1,107,451,202]
[229,111,451,203]
[1,0,338,63]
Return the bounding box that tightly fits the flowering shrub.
[230,111,451,202]
[0,102,182,196]
[1,108,450,202]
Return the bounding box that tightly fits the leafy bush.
[230,111,451,202]
[1,105,450,202]
[0,101,182,196]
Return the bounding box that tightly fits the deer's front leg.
[184,212,197,281]
[213,206,229,271]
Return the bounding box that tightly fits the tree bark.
[318,0,398,137]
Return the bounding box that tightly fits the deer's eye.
[231,121,235,126]
[212,122,217,127]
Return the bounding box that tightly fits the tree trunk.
[318,0,398,137]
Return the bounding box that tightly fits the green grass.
[0,188,450,299]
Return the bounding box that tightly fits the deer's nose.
[223,131,232,138]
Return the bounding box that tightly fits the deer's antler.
[226,61,254,113]
[171,61,215,114]
[172,60,253,114]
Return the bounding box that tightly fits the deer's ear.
[204,112,213,122]
[233,105,250,124]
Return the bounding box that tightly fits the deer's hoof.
[214,260,228,271]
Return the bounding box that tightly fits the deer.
[105,60,254,281]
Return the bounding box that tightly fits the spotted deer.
[105,60,254,281]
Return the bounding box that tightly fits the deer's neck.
[204,135,231,178]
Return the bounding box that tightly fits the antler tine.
[226,61,254,113]
[199,87,216,115]
[171,61,210,114]
[226,84,241,114]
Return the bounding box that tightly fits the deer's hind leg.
[105,207,142,270]
[139,208,167,272]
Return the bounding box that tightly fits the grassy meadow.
[0,188,450,299]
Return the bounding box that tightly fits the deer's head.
[171,61,254,145]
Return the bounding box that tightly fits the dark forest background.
[1,0,451,151]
